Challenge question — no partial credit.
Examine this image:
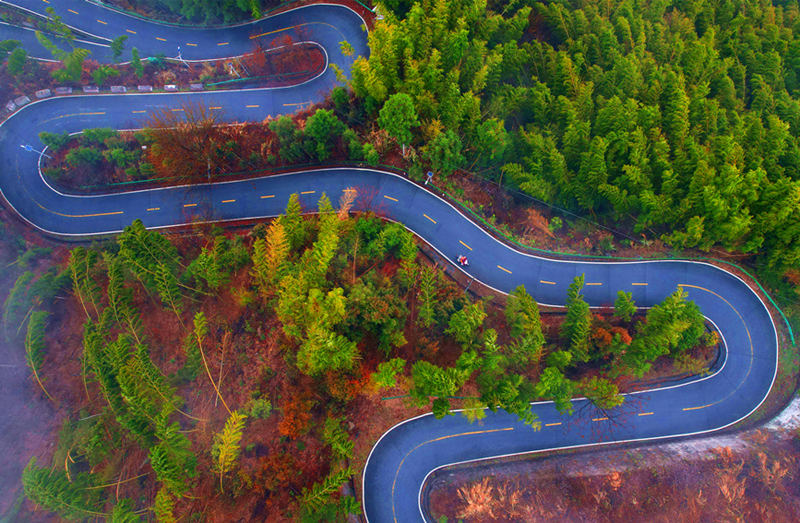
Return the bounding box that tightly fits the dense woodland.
[3,191,709,520]
[2,0,799,519]
[356,0,800,271]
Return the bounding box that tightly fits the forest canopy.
[357,0,800,270]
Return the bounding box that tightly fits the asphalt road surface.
[0,3,780,522]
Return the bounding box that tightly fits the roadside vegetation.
[39,94,378,190]
[108,0,283,24]
[3,192,714,520]
[430,426,800,522]
[3,0,800,519]
[351,0,800,275]
[0,6,323,106]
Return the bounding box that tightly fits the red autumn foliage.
[609,326,633,345]
[592,326,613,348]
[277,396,313,438]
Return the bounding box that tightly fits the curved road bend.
[0,3,780,523]
[0,1,367,62]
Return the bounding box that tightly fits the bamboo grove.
[354,0,800,271]
[5,190,714,520]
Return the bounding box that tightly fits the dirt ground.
[0,208,72,520]
[427,402,800,522]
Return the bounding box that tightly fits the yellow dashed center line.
[156,37,167,42]
[391,427,514,522]
[592,417,609,422]
[186,43,198,46]
[43,111,106,124]
[459,240,472,251]
[171,108,184,112]
[383,195,398,202]
[632,282,648,286]
[126,29,137,34]
[35,200,123,218]
[147,207,160,212]
[97,19,107,25]
[683,404,712,411]
[260,195,275,199]
[217,42,229,46]
[423,213,436,224]
[210,106,222,110]
[221,199,236,203]
[183,203,197,208]
[545,422,562,427]
[300,190,315,195]
[678,283,754,404]
[586,282,602,286]
[246,104,260,108]
[249,24,302,39]
[132,110,146,114]
[497,265,512,274]
[638,412,654,416]
[68,8,78,14]
[540,280,556,285]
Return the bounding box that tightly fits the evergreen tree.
[297,324,359,376]
[279,193,307,250]
[505,285,544,365]
[304,193,341,283]
[378,93,420,149]
[445,301,486,348]
[417,265,437,328]
[299,467,354,514]
[579,376,624,410]
[211,410,248,493]
[103,253,142,341]
[534,366,574,414]
[3,271,34,333]
[150,410,197,497]
[153,487,176,523]
[68,247,102,319]
[269,115,305,162]
[409,360,471,416]
[117,220,180,294]
[25,310,53,402]
[614,290,636,322]
[252,220,289,295]
[322,415,354,461]
[623,287,706,377]
[155,262,183,320]
[110,499,139,523]
[304,109,345,161]
[561,274,592,362]
[7,46,26,77]
[371,358,406,390]
[22,457,103,520]
[423,130,465,176]
[130,47,143,78]
[110,35,127,63]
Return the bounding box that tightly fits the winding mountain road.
[0,3,781,522]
